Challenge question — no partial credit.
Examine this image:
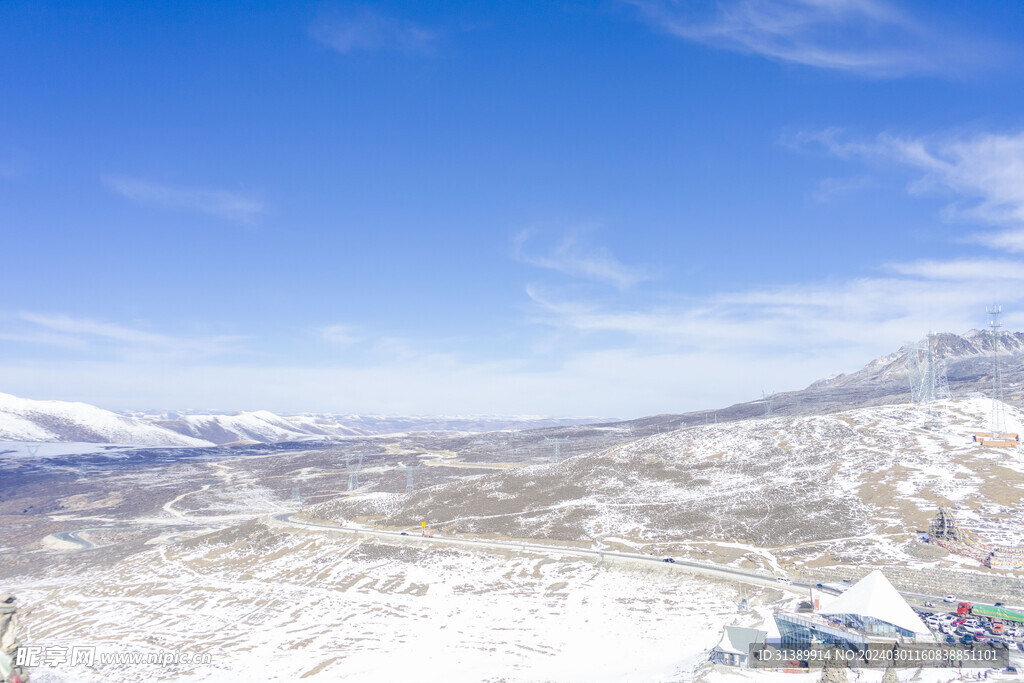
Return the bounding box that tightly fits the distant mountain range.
[0,393,209,447]
[1,330,1021,446]
[0,392,601,446]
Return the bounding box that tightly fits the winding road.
[268,512,804,594]
[267,513,993,610]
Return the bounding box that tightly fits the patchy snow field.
[315,399,1024,574]
[12,523,759,682]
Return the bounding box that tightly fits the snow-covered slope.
[0,392,211,446]
[808,330,1024,391]
[315,397,1024,572]
[8,523,745,682]
[152,410,357,444]
[675,329,1024,425]
[150,411,603,443]
[0,391,602,447]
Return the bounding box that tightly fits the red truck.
[957,601,1017,634]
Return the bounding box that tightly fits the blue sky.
[3,0,1024,416]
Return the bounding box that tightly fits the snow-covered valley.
[3,398,1024,681]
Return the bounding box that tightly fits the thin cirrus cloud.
[321,324,362,346]
[103,176,264,224]
[525,256,1022,362]
[310,9,439,55]
[628,0,983,77]
[513,230,652,290]
[885,258,1024,282]
[6,312,241,361]
[801,128,1024,252]
[812,175,876,203]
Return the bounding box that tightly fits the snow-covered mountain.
[0,392,603,446]
[639,330,1024,428]
[807,329,1024,392]
[5,329,1020,447]
[146,411,603,444]
[0,392,210,446]
[150,411,362,445]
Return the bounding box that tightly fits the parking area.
[914,603,1024,650]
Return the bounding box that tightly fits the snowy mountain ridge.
[4,329,1022,446]
[0,392,605,446]
[0,392,210,447]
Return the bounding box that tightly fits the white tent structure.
[710,626,766,667]
[817,570,932,640]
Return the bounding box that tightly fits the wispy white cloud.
[629,0,983,77]
[885,258,1024,281]
[321,324,362,346]
[514,230,652,290]
[802,128,1024,250]
[812,174,875,202]
[0,330,87,349]
[4,250,1019,416]
[310,9,439,55]
[103,176,264,223]
[6,312,241,361]
[525,256,1021,378]
[12,250,1010,417]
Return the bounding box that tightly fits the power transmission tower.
[545,437,569,463]
[906,333,951,404]
[290,486,303,507]
[760,390,775,418]
[345,452,364,492]
[988,305,1007,438]
[403,464,422,493]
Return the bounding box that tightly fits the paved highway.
[269,513,997,610]
[269,512,804,594]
